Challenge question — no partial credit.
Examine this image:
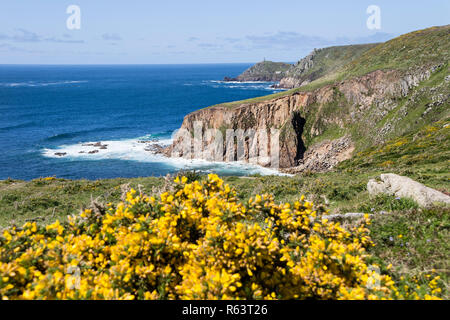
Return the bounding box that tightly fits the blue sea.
[0,64,287,180]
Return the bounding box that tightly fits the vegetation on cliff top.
[343,25,450,78]
[225,60,292,82]
[281,43,378,87]
[226,43,378,87]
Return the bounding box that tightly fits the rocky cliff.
[167,26,450,172]
[224,44,378,88]
[276,44,378,89]
[224,61,292,82]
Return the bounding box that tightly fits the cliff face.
[168,26,450,172]
[168,64,448,170]
[168,90,308,168]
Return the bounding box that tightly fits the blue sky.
[0,0,448,64]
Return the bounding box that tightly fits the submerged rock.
[82,142,108,149]
[54,152,67,157]
[367,173,450,207]
[144,144,165,154]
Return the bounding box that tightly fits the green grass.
[2,162,446,229]
[341,119,450,178]
[367,207,449,298]
[235,60,292,81]
[343,25,450,78]
[1,171,448,297]
[208,88,296,109]
[284,43,379,83]
[0,177,164,228]
[1,119,448,297]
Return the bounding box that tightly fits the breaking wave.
[0,80,88,88]
[42,135,288,176]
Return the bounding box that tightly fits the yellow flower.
[0,175,441,300]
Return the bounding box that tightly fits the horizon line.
[0,62,298,66]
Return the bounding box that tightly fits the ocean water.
[0,64,287,180]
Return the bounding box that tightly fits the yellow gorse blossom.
[0,174,443,300]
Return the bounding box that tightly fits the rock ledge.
[367,173,450,207]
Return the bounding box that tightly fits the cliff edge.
[168,25,450,172]
[223,61,292,82]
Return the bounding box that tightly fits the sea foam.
[0,80,88,88]
[205,80,287,92]
[42,136,289,176]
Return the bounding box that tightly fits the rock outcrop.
[167,26,449,172]
[225,45,379,88]
[367,173,450,207]
[276,44,379,89]
[283,136,354,173]
[168,65,440,169]
[224,61,292,82]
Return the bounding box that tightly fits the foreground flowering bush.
[0,174,442,300]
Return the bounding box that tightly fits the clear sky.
[0,0,448,64]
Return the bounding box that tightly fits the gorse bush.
[0,174,443,300]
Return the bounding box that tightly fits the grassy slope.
[0,177,163,227]
[285,43,378,82]
[236,61,292,80]
[304,61,450,151]
[211,25,450,109]
[343,25,450,77]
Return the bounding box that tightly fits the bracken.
[0,174,442,300]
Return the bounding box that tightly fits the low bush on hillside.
[0,175,443,300]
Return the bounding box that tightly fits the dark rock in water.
[82,142,108,149]
[223,76,238,82]
[94,142,108,148]
[144,144,165,154]
[79,151,86,154]
[80,142,109,149]
[88,150,99,154]
[139,139,159,144]
[54,152,67,157]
